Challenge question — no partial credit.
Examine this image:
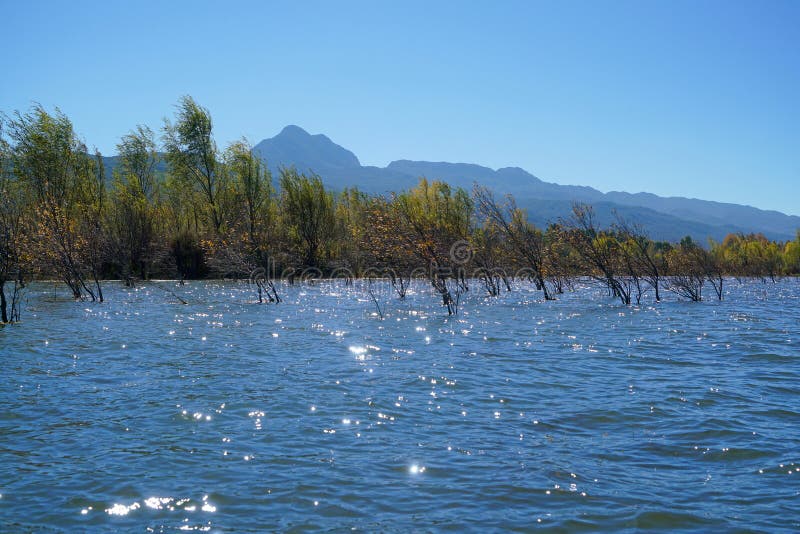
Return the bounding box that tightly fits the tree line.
[1,96,799,322]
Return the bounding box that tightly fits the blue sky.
[2,0,798,215]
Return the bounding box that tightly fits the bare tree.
[470,225,511,296]
[613,213,667,302]
[665,237,706,301]
[705,240,726,300]
[474,185,553,300]
[563,203,632,305]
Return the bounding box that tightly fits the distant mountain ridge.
[252,125,799,243]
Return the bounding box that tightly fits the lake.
[1,279,799,532]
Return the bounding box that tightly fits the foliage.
[2,98,798,319]
[108,125,165,279]
[279,167,335,269]
[5,105,104,300]
[163,96,225,233]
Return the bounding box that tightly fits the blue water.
[1,279,799,532]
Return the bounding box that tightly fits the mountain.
[602,191,799,239]
[253,126,416,193]
[254,125,360,172]
[252,126,799,242]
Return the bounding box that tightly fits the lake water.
[1,279,799,532]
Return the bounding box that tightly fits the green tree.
[395,179,473,313]
[226,138,274,254]
[469,222,512,296]
[665,236,706,301]
[360,195,415,298]
[706,239,728,299]
[783,231,800,274]
[110,125,163,280]
[7,105,103,300]
[163,96,226,233]
[202,139,278,295]
[334,187,370,276]
[279,167,335,269]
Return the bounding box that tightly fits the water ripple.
[1,279,799,532]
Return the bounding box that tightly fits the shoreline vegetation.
[2,96,799,323]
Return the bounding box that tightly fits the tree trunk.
[538,274,554,300]
[95,277,104,303]
[0,280,8,324]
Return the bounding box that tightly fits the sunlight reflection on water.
[0,279,799,531]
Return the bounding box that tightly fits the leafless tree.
[474,185,553,300]
[563,203,633,305]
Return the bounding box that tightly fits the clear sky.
[2,0,798,215]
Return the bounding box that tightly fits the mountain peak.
[278,124,310,137]
[254,125,360,171]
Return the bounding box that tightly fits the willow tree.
[705,239,727,300]
[279,167,335,270]
[109,125,164,280]
[784,231,800,275]
[543,224,580,295]
[612,214,667,302]
[7,105,103,300]
[334,187,370,278]
[394,179,473,314]
[163,96,226,234]
[226,139,274,256]
[564,203,632,305]
[360,195,415,298]
[719,233,782,282]
[0,119,29,322]
[204,140,279,301]
[474,185,553,300]
[469,222,512,296]
[665,236,706,301]
[79,150,107,301]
